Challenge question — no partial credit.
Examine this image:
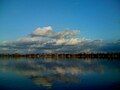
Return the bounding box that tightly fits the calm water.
[0,58,120,90]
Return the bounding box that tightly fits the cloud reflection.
[0,58,119,88]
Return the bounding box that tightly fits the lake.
[0,58,120,90]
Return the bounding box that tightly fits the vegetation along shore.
[0,53,120,59]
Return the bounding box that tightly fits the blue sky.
[0,0,120,41]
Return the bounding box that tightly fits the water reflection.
[0,58,120,90]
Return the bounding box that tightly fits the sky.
[0,0,120,41]
[0,26,120,54]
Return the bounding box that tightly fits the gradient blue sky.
[0,0,120,41]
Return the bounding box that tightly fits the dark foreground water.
[0,58,120,90]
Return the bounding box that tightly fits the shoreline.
[0,53,120,59]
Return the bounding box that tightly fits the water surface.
[0,58,120,90]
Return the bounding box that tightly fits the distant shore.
[0,53,120,59]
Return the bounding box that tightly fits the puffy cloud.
[18,26,80,46]
[32,26,53,36]
[56,38,66,45]
[67,38,79,45]
[0,26,120,54]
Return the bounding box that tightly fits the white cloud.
[32,26,53,36]
[56,38,66,45]
[67,38,79,45]
[18,26,81,46]
[0,26,119,54]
